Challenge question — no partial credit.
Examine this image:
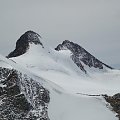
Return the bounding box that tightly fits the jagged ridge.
[55,40,113,73]
[7,31,44,58]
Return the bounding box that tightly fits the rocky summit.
[55,40,113,73]
[7,31,44,58]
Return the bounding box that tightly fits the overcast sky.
[0,0,120,67]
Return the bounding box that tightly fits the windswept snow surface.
[49,91,117,120]
[7,44,120,120]
[10,44,120,95]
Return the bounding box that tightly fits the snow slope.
[4,30,120,120]
[0,54,117,120]
[10,43,120,96]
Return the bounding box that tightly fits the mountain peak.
[23,30,42,45]
[7,30,44,58]
[55,40,113,73]
[55,40,73,50]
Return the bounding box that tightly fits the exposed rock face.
[104,94,120,120]
[0,67,50,120]
[7,31,44,58]
[55,40,113,73]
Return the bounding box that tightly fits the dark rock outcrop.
[0,67,50,120]
[55,40,113,73]
[104,94,120,120]
[7,31,44,58]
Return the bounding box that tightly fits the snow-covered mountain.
[55,40,113,73]
[7,31,44,58]
[0,31,120,120]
